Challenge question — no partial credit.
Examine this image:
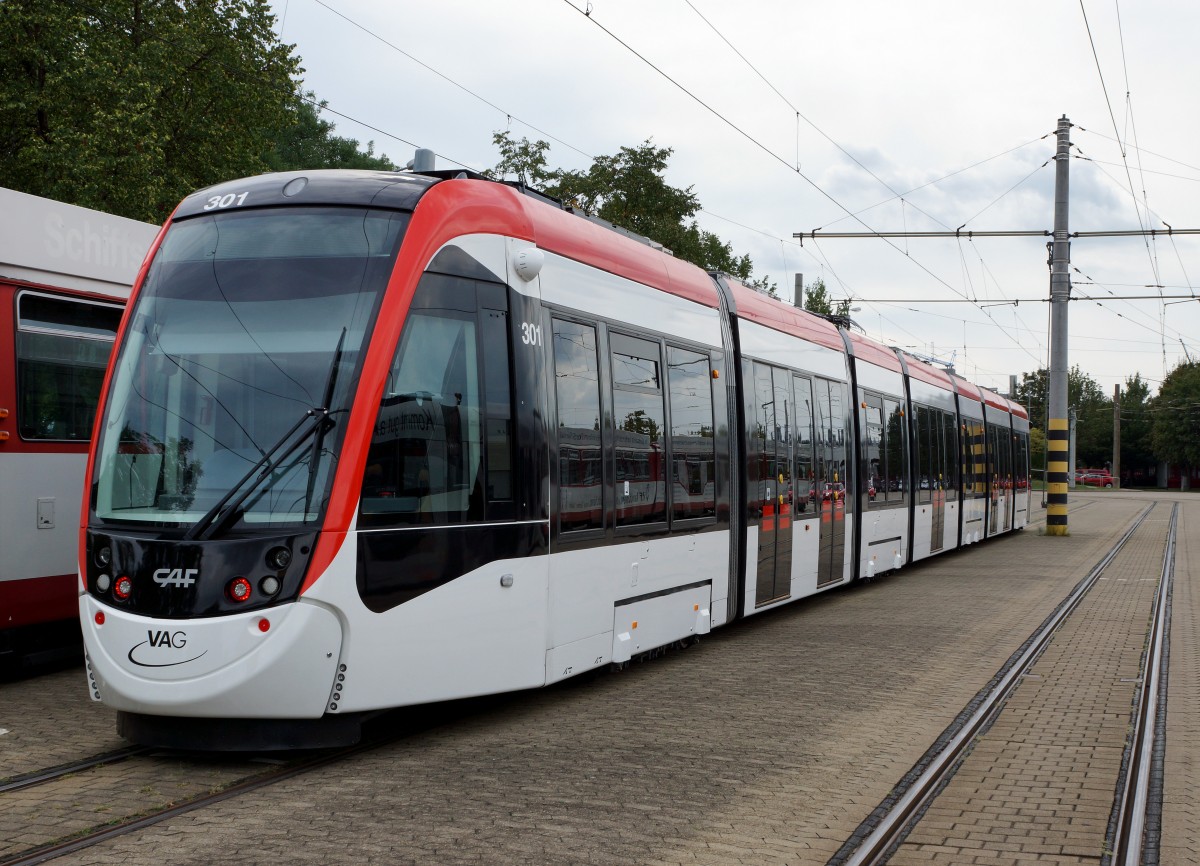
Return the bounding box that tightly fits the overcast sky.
[269,0,1200,399]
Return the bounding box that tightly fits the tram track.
[0,746,152,795]
[0,745,363,866]
[1107,502,1177,866]
[0,695,487,866]
[829,500,1169,866]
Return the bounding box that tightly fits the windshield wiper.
[304,328,346,516]
[184,407,334,541]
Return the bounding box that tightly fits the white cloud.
[269,0,1200,392]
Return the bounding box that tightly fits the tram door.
[748,363,794,606]
[813,378,847,587]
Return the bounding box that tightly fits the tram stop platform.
[0,489,1196,865]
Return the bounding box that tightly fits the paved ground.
[890,500,1172,865]
[0,491,1193,865]
[1162,496,1199,865]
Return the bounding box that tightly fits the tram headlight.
[259,576,281,596]
[95,546,112,568]
[113,575,133,600]
[226,577,253,603]
[266,546,291,571]
[96,574,112,593]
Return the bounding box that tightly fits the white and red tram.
[77,170,1030,748]
[0,188,156,671]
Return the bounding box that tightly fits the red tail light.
[227,577,253,603]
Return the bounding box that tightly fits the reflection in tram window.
[611,333,666,527]
[361,311,483,525]
[667,346,715,521]
[793,376,814,515]
[553,319,603,532]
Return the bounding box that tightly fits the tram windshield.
[91,206,406,531]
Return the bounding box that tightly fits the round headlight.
[95,546,112,568]
[266,546,292,570]
[97,574,112,593]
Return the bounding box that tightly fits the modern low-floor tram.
[78,170,1030,748]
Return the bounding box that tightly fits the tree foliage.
[1013,365,1112,469]
[263,92,395,173]
[0,0,301,223]
[488,131,775,294]
[1150,361,1200,481]
[801,277,851,317]
[1119,373,1155,479]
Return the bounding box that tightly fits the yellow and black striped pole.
[1046,116,1073,536]
[1046,418,1069,534]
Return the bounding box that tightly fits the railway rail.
[1107,502,1176,866]
[831,500,1174,866]
[0,746,150,795]
[0,747,357,866]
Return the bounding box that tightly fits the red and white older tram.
[77,170,1029,748]
[0,188,156,671]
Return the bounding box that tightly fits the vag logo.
[153,568,198,588]
[147,629,187,649]
[128,628,207,668]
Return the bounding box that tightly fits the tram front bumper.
[80,595,343,718]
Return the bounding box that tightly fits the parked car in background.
[1075,469,1114,488]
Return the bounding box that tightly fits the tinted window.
[358,272,516,528]
[884,399,906,505]
[17,293,123,441]
[554,319,603,532]
[793,376,815,514]
[612,333,666,527]
[667,346,715,522]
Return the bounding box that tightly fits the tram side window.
[666,345,715,523]
[553,319,604,533]
[917,407,931,499]
[883,399,906,505]
[359,274,490,526]
[793,376,815,514]
[863,397,884,508]
[611,332,666,527]
[15,293,122,441]
[481,307,514,513]
[1015,432,1030,492]
[940,410,959,494]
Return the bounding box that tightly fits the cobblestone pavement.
[888,499,1174,866]
[1,493,1192,865]
[1162,496,1199,865]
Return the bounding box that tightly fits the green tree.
[1029,427,1047,483]
[489,131,774,290]
[1013,365,1111,469]
[264,92,395,172]
[1118,373,1155,484]
[801,277,851,317]
[487,131,554,187]
[1150,361,1200,489]
[0,0,300,222]
[1071,367,1111,468]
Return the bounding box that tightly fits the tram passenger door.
[814,379,846,587]
[930,409,945,553]
[748,363,793,606]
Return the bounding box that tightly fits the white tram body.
[0,187,156,668]
[76,171,1031,748]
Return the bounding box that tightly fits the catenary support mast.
[1046,115,1072,535]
